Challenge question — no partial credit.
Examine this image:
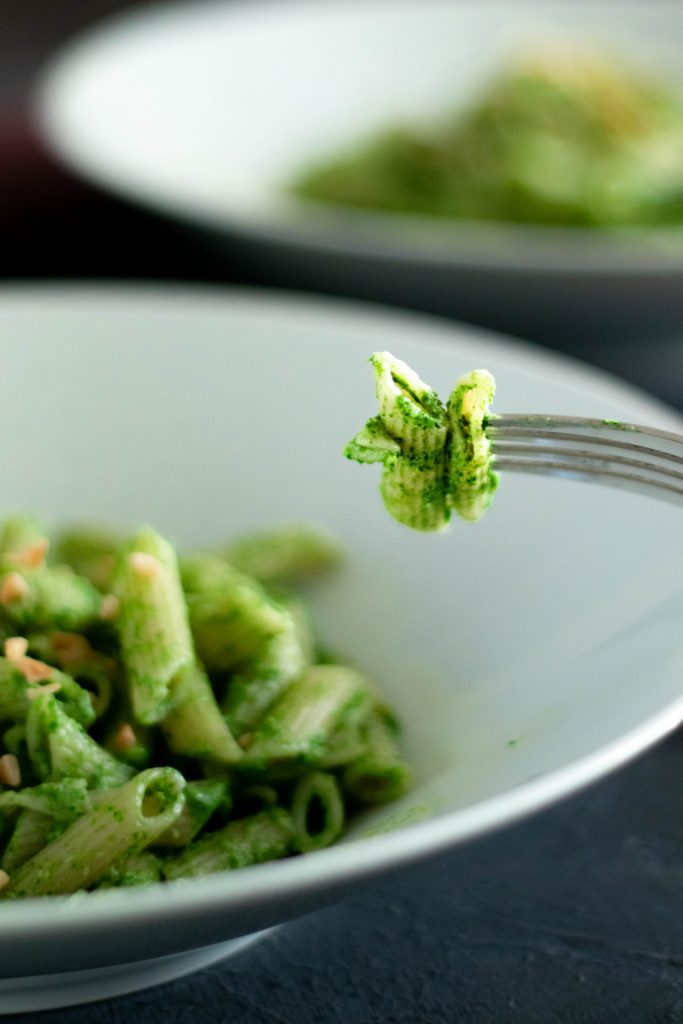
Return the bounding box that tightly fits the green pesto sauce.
[601,418,638,432]
[360,802,435,837]
[396,395,442,432]
[390,373,444,422]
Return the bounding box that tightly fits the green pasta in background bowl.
[292,48,683,229]
[36,0,683,356]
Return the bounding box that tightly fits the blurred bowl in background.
[35,0,683,344]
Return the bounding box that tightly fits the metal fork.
[487,415,683,506]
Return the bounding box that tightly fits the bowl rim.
[33,0,683,278]
[0,280,681,933]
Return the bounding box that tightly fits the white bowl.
[36,0,683,338]
[0,284,683,1011]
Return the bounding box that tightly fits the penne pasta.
[345,353,499,527]
[291,772,344,853]
[344,352,450,531]
[161,661,243,765]
[114,527,194,725]
[225,524,342,585]
[0,515,410,897]
[242,665,373,770]
[3,767,185,898]
[163,807,293,881]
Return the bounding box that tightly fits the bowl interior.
[2,285,682,852]
[38,0,683,271]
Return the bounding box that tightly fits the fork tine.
[492,456,683,506]
[487,414,683,507]
[492,443,683,486]
[490,413,680,436]
[489,417,683,463]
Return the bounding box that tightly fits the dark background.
[2,3,683,1021]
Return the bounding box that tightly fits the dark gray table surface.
[2,3,683,1019]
